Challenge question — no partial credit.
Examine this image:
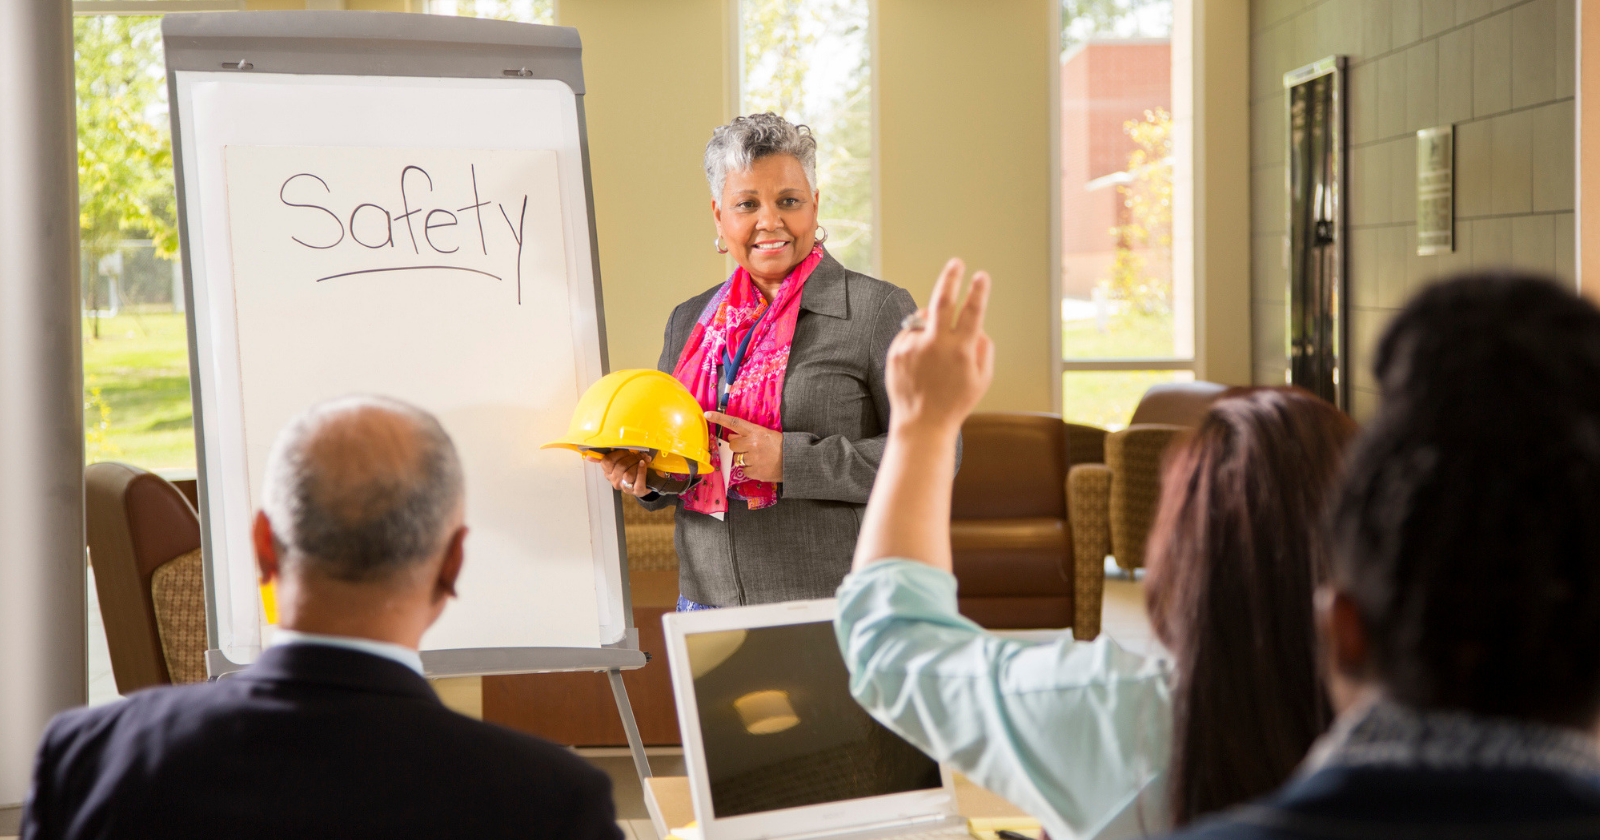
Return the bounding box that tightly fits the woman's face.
[713,154,819,285]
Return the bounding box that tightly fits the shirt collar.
[797,250,848,319]
[270,628,425,677]
[1303,696,1600,777]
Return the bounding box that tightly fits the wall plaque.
[1417,125,1454,255]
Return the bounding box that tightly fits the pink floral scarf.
[670,245,825,514]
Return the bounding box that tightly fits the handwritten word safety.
[278,164,535,303]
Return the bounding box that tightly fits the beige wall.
[1250,0,1576,420]
[1188,0,1253,386]
[877,0,1056,413]
[558,0,731,372]
[1583,0,1598,297]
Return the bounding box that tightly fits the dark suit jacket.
[1167,765,1600,840]
[642,251,941,606]
[22,645,622,840]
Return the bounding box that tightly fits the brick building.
[1060,38,1171,301]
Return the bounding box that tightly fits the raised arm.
[836,261,1171,838]
[852,259,992,572]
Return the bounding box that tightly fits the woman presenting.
[598,113,926,609]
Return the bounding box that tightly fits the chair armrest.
[1067,463,1110,640]
[1105,424,1187,570]
[1065,423,1108,467]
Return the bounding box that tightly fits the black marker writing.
[280,173,344,249]
[424,209,459,254]
[349,203,394,249]
[458,164,490,256]
[396,165,432,255]
[315,265,501,283]
[499,196,527,305]
[278,165,532,305]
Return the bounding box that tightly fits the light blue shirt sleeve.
[835,560,1173,840]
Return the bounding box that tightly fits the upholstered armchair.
[85,462,209,690]
[1067,382,1228,573]
[950,413,1103,638]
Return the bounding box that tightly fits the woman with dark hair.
[1143,388,1354,826]
[834,260,1354,839]
[1164,272,1600,840]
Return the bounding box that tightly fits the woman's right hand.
[886,258,993,436]
[598,450,655,498]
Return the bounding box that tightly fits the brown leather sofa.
[951,412,1101,637]
[1067,381,1228,573]
[85,462,209,691]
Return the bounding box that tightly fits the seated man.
[23,396,622,840]
[1167,273,1600,838]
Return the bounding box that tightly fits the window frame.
[1052,0,1196,422]
[729,0,880,279]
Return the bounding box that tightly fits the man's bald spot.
[299,405,437,527]
[263,395,463,582]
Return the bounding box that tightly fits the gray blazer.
[640,252,938,606]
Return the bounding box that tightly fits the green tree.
[1062,0,1171,51]
[1105,108,1173,316]
[742,0,873,272]
[75,15,177,339]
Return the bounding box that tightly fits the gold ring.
[733,452,746,468]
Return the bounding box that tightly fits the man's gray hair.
[704,112,818,200]
[260,395,464,582]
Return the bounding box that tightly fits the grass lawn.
[1062,310,1189,429]
[1062,309,1178,359]
[83,311,196,471]
[1063,370,1194,430]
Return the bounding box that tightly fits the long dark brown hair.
[1143,386,1357,826]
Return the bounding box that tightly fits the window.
[425,0,553,24]
[1058,0,1191,429]
[76,13,195,470]
[739,0,874,274]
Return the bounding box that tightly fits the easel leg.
[608,668,652,783]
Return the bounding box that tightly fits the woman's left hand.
[705,411,784,483]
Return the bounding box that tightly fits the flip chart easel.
[163,11,653,782]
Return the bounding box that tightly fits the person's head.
[1324,272,1600,732]
[1144,386,1357,826]
[251,395,467,644]
[704,113,821,285]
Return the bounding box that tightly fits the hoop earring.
[714,236,729,254]
[815,225,828,245]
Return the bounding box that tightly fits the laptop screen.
[684,620,944,818]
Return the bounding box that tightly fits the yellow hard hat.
[542,369,713,476]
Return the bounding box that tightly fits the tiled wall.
[1249,0,1576,419]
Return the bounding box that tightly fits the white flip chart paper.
[223,145,600,650]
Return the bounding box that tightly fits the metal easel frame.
[163,10,652,783]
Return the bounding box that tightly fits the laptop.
[663,599,970,840]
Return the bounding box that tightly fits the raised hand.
[886,257,994,436]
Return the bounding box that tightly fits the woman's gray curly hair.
[704,113,818,201]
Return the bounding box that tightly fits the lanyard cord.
[718,301,771,415]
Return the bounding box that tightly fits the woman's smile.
[713,153,819,287]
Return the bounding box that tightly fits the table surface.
[643,773,1031,838]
